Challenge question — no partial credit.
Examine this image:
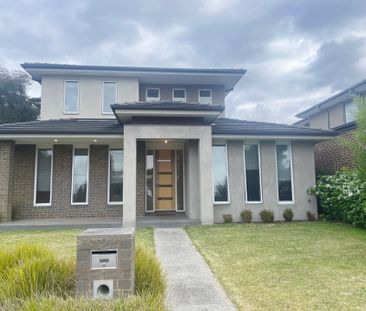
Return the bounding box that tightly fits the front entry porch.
[123,124,214,227]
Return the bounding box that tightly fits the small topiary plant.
[223,214,233,223]
[240,210,252,223]
[283,208,293,221]
[260,210,274,223]
[307,211,316,221]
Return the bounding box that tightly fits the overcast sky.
[1,0,366,124]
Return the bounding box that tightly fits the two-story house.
[295,79,366,174]
[0,63,334,226]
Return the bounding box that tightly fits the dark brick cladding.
[12,144,123,219]
[314,129,356,175]
[136,141,146,216]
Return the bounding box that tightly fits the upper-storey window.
[103,81,117,114]
[172,89,186,102]
[199,89,212,104]
[64,81,79,114]
[345,101,358,123]
[146,88,160,101]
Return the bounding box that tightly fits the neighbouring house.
[0,63,334,226]
[295,79,366,175]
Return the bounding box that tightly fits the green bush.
[240,210,252,223]
[260,210,274,223]
[283,208,293,222]
[135,245,165,297]
[223,214,233,223]
[0,244,75,302]
[307,211,316,221]
[308,170,366,228]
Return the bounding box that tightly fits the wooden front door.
[155,150,175,210]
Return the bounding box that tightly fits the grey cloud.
[0,0,365,123]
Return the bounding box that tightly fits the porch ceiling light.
[54,139,58,142]
[164,140,168,144]
[93,139,98,143]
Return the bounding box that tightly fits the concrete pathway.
[155,228,236,311]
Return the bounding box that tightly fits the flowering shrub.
[308,170,366,228]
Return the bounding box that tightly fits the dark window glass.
[213,145,229,202]
[109,149,123,202]
[35,149,52,204]
[173,89,185,99]
[147,88,159,99]
[276,144,293,202]
[244,144,261,202]
[72,149,88,203]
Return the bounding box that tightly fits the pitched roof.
[212,118,335,137]
[111,102,225,112]
[0,119,122,135]
[296,78,366,120]
[0,117,334,138]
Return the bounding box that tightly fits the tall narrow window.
[199,89,212,104]
[108,149,123,203]
[145,150,154,212]
[103,82,117,114]
[345,101,358,123]
[276,144,293,202]
[71,148,89,204]
[146,88,160,101]
[244,144,262,202]
[64,81,79,114]
[173,89,186,102]
[34,149,53,205]
[212,145,229,203]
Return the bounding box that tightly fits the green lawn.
[0,227,155,258]
[186,222,366,311]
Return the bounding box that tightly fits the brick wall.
[12,144,123,219]
[0,141,15,222]
[136,141,146,216]
[314,129,356,175]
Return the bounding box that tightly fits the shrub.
[307,211,316,221]
[308,170,366,228]
[283,208,293,222]
[260,210,274,223]
[135,245,165,297]
[223,214,233,223]
[240,210,252,223]
[0,244,75,302]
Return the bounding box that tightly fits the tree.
[0,68,39,124]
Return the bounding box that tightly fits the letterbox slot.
[91,249,117,270]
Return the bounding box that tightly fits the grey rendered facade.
[0,63,334,226]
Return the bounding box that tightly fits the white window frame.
[146,88,160,101]
[108,148,124,205]
[243,142,263,204]
[172,88,186,102]
[63,80,80,114]
[71,146,89,205]
[198,89,212,104]
[102,81,117,115]
[33,147,53,207]
[275,141,295,204]
[212,144,230,205]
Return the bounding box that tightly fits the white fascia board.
[212,134,334,141]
